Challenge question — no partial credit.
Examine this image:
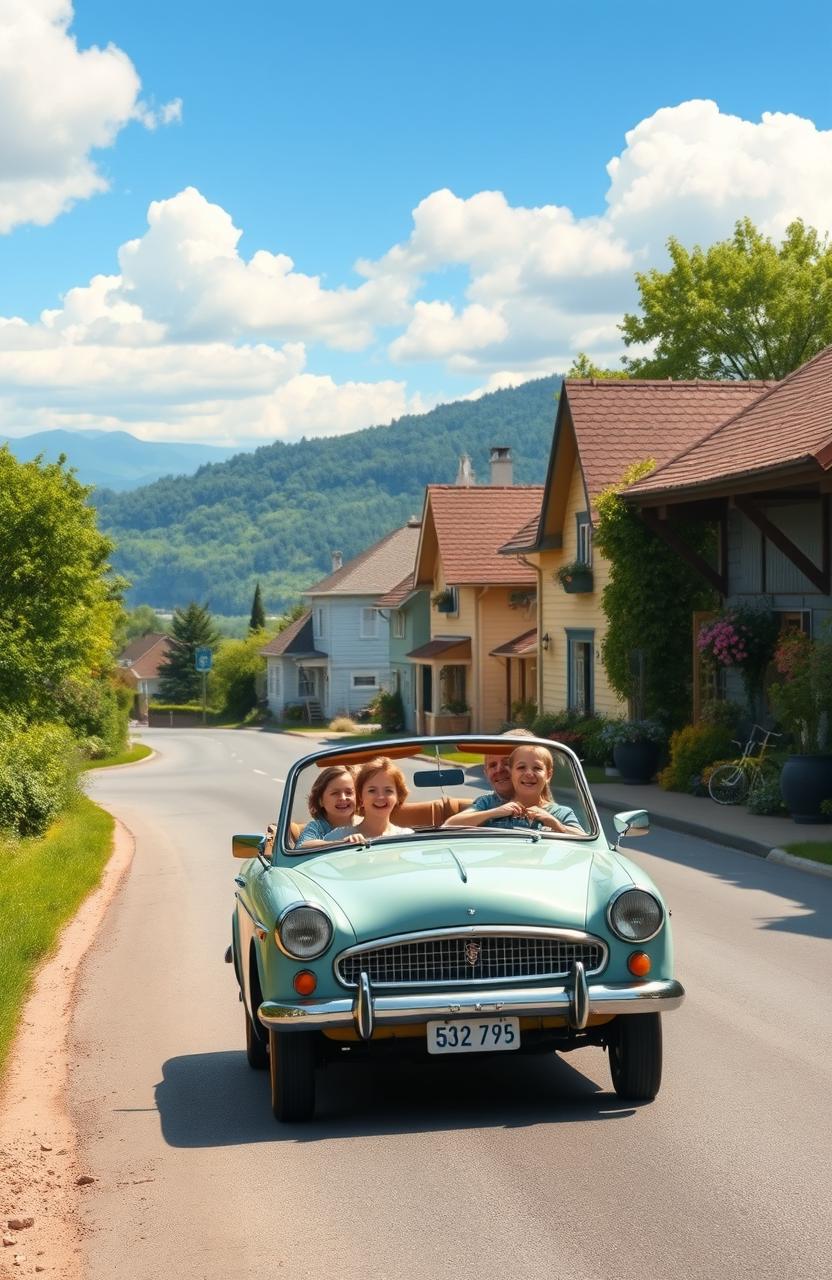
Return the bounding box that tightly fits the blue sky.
[1,0,831,445]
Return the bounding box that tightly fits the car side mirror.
[232,833,266,859]
[613,809,650,838]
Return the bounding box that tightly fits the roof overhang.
[406,637,472,663]
[625,458,828,508]
[490,628,537,657]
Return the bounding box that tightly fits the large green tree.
[156,602,220,703]
[621,218,832,381]
[0,449,124,718]
[248,582,266,633]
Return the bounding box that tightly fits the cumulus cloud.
[389,300,507,361]
[0,0,180,233]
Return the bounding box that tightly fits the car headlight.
[607,888,663,942]
[276,905,333,959]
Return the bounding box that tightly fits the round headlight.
[608,889,663,942]
[276,906,333,959]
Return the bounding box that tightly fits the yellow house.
[409,480,544,733]
[501,378,771,718]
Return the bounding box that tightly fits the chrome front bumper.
[258,964,685,1041]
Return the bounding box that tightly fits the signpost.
[194,647,213,724]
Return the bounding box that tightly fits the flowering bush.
[769,628,832,752]
[697,607,778,713]
[601,718,666,747]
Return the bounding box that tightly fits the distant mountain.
[94,376,561,614]
[1,429,240,491]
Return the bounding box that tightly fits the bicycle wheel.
[708,763,750,805]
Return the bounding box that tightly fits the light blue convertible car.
[228,735,684,1121]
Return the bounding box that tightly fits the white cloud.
[389,300,507,362]
[0,1,180,233]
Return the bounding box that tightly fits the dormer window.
[576,513,592,566]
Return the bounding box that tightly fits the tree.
[209,632,267,718]
[249,582,266,632]
[0,449,124,719]
[156,602,220,703]
[621,218,832,381]
[564,353,628,379]
[115,604,166,649]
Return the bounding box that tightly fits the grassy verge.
[782,841,832,866]
[0,795,114,1079]
[83,742,153,770]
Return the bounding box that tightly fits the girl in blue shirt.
[296,765,357,846]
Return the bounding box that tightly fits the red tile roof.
[490,628,537,657]
[565,378,773,503]
[418,486,543,586]
[305,522,420,596]
[375,574,418,608]
[117,633,172,680]
[626,344,832,499]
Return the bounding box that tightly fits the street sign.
[194,646,213,672]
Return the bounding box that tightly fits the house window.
[566,629,594,714]
[576,512,592,566]
[776,610,812,637]
[434,586,459,615]
[268,664,281,698]
[298,667,314,697]
[352,672,379,689]
[392,610,405,639]
[360,608,380,638]
[313,608,325,640]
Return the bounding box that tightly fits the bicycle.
[707,724,781,805]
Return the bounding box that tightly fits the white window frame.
[360,607,380,639]
[392,610,405,639]
[313,607,325,640]
[351,671,379,689]
[576,513,593,567]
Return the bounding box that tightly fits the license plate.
[426,1018,520,1055]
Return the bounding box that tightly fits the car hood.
[290,836,622,939]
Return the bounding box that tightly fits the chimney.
[331,549,343,572]
[489,445,513,486]
[455,453,475,486]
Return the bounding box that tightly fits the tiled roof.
[305,522,420,596]
[406,636,472,661]
[490,628,537,657]
[500,512,540,555]
[259,611,326,658]
[117,633,171,679]
[625,344,832,499]
[375,573,417,608]
[565,378,774,503]
[419,486,543,585]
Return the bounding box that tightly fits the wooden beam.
[734,494,830,594]
[640,509,726,595]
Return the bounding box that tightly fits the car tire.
[245,1007,269,1070]
[269,1028,316,1121]
[608,1013,662,1101]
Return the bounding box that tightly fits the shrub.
[531,712,563,737]
[283,703,305,722]
[547,729,583,754]
[329,716,358,732]
[700,699,744,732]
[747,774,788,816]
[0,720,80,837]
[658,722,734,792]
[366,689,404,732]
[510,700,537,727]
[54,673,132,758]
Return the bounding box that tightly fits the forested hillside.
[95,376,560,613]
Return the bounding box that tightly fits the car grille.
[336,930,606,988]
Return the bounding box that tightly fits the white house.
[261,519,421,722]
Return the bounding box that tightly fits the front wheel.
[245,1007,269,1070]
[608,1013,662,1101]
[269,1029,316,1121]
[708,763,749,805]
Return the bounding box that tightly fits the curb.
[593,795,831,878]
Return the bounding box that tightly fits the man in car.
[442,728,533,829]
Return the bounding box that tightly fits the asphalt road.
[74,728,832,1280]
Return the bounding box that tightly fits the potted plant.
[769,628,832,823]
[555,560,593,594]
[601,718,666,784]
[432,699,470,733]
[697,607,778,717]
[432,588,458,614]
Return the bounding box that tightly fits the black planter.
[779,754,832,824]
[561,572,593,594]
[612,740,661,785]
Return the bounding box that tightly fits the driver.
[442,727,534,829]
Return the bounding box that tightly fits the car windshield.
[280,735,596,855]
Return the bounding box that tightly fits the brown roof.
[417,486,543,586]
[490,628,537,657]
[259,611,326,658]
[625,344,832,500]
[305,522,420,597]
[406,636,472,662]
[499,512,540,555]
[375,573,418,608]
[117,633,172,679]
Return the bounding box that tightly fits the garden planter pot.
[561,572,593,594]
[779,754,832,824]
[612,740,661,785]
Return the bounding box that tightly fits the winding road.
[73,728,832,1280]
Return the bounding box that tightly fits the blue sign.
[194,646,213,672]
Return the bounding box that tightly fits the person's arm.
[524,804,584,834]
[443,800,524,828]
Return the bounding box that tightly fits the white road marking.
[273,777,284,784]
[253,769,268,776]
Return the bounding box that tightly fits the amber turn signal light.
[293,970,317,996]
[627,951,651,977]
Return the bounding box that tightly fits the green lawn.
[782,841,832,866]
[83,742,153,770]
[0,795,114,1079]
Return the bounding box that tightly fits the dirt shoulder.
[0,822,134,1280]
